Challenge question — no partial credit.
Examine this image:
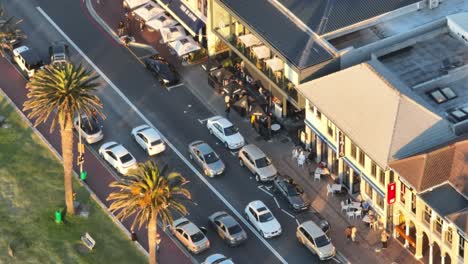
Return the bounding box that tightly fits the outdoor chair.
[354,209,362,219]
[314,172,321,182]
[369,221,377,231]
[341,201,350,213]
[81,232,96,250]
[326,184,333,197]
[347,210,355,219]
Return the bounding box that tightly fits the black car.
[310,206,331,234]
[144,55,179,86]
[273,178,310,212]
[49,42,69,64]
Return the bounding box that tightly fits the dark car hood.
[288,195,307,207]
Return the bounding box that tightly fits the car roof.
[210,116,233,128]
[176,220,200,235]
[139,127,161,141]
[300,220,325,235]
[249,200,268,211]
[217,214,238,227]
[242,144,266,159]
[51,44,66,54]
[110,144,130,157]
[195,142,214,155]
[15,46,42,64]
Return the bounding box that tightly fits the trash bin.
[80,171,87,181]
[55,210,62,223]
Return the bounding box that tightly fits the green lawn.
[0,95,148,264]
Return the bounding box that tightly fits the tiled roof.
[420,184,468,218]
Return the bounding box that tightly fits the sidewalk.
[88,1,421,263]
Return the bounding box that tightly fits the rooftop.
[420,183,468,218]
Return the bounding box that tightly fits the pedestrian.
[381,230,389,249]
[156,232,161,252]
[139,20,145,31]
[345,226,352,241]
[131,228,137,241]
[118,21,125,36]
[250,114,256,128]
[298,150,306,167]
[292,147,299,161]
[351,226,357,242]
[225,102,231,117]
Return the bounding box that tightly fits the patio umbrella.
[124,0,149,10]
[252,45,270,60]
[161,26,186,43]
[265,57,284,72]
[238,34,261,47]
[146,14,178,31]
[133,2,165,22]
[169,36,201,57]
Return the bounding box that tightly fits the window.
[389,171,395,183]
[327,120,334,137]
[316,110,322,120]
[428,87,456,104]
[445,227,452,245]
[359,150,365,167]
[379,169,385,185]
[460,236,465,261]
[376,194,384,209]
[351,144,357,159]
[371,163,377,177]
[434,216,443,234]
[411,193,416,214]
[197,0,202,11]
[365,182,373,197]
[423,206,432,224]
[400,183,406,205]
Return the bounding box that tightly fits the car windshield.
[286,185,299,196]
[151,139,163,146]
[204,152,219,164]
[190,232,205,243]
[255,157,271,168]
[259,212,274,223]
[81,118,100,134]
[227,224,242,235]
[119,153,133,164]
[315,235,331,248]
[224,125,238,136]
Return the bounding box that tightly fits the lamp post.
[77,115,87,181]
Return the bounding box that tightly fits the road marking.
[36,7,288,264]
[281,209,295,219]
[257,185,274,197]
[166,83,184,90]
[295,219,300,226]
[273,197,280,208]
[197,117,210,124]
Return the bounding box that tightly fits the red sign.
[387,182,396,205]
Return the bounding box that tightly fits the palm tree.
[23,62,104,215]
[0,6,25,56]
[107,161,191,264]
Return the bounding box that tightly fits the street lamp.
[77,115,87,181]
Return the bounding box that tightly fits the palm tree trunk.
[148,210,158,264]
[61,118,75,215]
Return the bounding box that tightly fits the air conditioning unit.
[428,0,439,9]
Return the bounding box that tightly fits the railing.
[225,33,298,102]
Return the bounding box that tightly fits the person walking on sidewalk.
[298,150,306,168]
[292,147,299,161]
[345,226,352,241]
[351,226,357,242]
[225,102,231,117]
[381,230,389,249]
[118,21,125,36]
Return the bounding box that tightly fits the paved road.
[2,0,342,263]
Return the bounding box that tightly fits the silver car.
[188,140,225,177]
[73,115,103,144]
[238,144,277,182]
[208,211,247,246]
[172,217,210,254]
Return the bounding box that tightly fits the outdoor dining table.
[362,214,376,224]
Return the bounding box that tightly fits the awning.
[265,57,284,72]
[162,0,205,36]
[133,2,165,22]
[252,45,270,59]
[124,0,149,10]
[169,36,200,56]
[238,34,261,47]
[146,14,179,31]
[161,25,186,43]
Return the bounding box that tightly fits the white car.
[98,142,137,175]
[131,125,166,156]
[206,116,245,150]
[172,217,210,254]
[73,115,103,144]
[203,254,234,264]
[244,200,281,238]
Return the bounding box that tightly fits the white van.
[296,220,336,261]
[12,45,43,78]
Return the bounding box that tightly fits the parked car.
[208,211,247,246]
[172,217,210,254]
[73,115,103,144]
[296,220,336,260]
[203,254,234,264]
[310,206,331,234]
[131,125,166,156]
[144,55,179,86]
[238,144,277,182]
[12,45,43,78]
[273,177,310,212]
[206,116,245,150]
[188,140,225,177]
[98,142,137,175]
[49,41,69,65]
[244,200,281,238]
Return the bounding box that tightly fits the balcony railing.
[224,34,298,102]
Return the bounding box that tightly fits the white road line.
[257,185,274,197]
[295,219,300,226]
[36,7,288,264]
[281,209,295,219]
[273,197,280,208]
[197,117,209,124]
[166,83,184,90]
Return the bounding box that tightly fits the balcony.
[217,32,298,103]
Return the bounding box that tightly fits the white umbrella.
[161,26,186,43]
[133,2,165,22]
[252,45,270,59]
[146,14,178,31]
[238,34,261,47]
[265,57,284,72]
[169,36,200,57]
[123,0,149,10]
